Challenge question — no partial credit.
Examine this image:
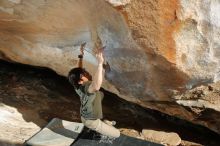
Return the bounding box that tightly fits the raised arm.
[88,51,104,93]
[78,42,86,68]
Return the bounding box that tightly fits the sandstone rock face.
[175,0,220,87]
[0,0,220,135]
[174,81,220,134]
[0,0,149,101]
[141,129,181,146]
[0,104,41,144]
[105,0,130,7]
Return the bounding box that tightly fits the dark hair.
[68,68,92,88]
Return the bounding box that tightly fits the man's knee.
[81,117,99,130]
[81,117,120,138]
[96,120,120,138]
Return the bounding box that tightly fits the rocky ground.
[0,60,220,146]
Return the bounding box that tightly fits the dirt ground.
[0,60,220,146]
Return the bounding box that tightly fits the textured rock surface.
[0,0,220,135]
[105,0,130,6]
[0,0,187,101]
[173,81,220,134]
[175,0,220,87]
[0,0,149,101]
[141,129,181,146]
[0,104,41,144]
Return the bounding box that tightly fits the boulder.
[174,81,220,134]
[0,104,41,144]
[141,129,181,146]
[105,0,131,7]
[0,0,220,135]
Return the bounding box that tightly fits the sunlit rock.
[174,81,220,134]
[0,104,41,143]
[0,0,220,135]
[141,129,181,146]
[175,0,220,86]
[105,0,131,7]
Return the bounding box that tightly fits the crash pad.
[24,118,84,146]
[25,118,162,146]
[71,128,163,146]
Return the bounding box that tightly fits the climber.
[68,43,120,138]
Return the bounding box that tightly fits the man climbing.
[68,43,120,138]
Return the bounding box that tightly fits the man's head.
[68,68,92,88]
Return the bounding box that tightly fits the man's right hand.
[96,52,104,65]
[88,51,104,93]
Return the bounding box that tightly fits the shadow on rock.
[0,60,220,146]
[0,140,22,146]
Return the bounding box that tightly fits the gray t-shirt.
[75,81,104,120]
